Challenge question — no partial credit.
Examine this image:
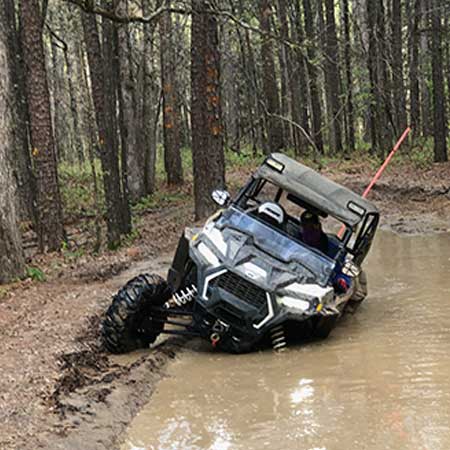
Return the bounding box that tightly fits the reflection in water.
[122,232,450,450]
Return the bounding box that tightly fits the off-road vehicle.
[102,153,379,353]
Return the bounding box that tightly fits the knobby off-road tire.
[312,315,339,339]
[351,270,368,303]
[102,274,172,354]
[345,270,368,314]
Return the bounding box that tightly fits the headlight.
[197,242,221,267]
[283,283,334,303]
[276,283,334,314]
[277,295,311,312]
[202,225,228,256]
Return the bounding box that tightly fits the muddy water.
[121,232,450,450]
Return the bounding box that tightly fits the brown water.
[121,232,450,450]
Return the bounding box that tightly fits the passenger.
[300,211,328,254]
[300,211,351,294]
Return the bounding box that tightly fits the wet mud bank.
[45,337,185,450]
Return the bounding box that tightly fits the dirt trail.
[0,162,449,450]
[0,256,180,450]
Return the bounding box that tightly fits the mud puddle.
[120,232,450,450]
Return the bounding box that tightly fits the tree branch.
[64,0,188,24]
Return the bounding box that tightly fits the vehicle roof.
[254,153,379,227]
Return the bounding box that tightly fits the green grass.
[59,161,104,221]
[132,190,190,214]
[57,142,436,237]
[26,266,46,282]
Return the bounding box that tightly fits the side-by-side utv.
[102,153,379,353]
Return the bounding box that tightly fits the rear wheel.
[102,274,172,354]
[346,270,368,313]
[351,270,368,302]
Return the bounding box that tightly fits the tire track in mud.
[41,259,188,450]
[1,202,196,450]
[45,336,186,450]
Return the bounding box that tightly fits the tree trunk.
[376,0,393,155]
[276,0,291,148]
[141,0,159,195]
[48,35,66,162]
[259,0,284,152]
[302,0,324,153]
[419,0,432,137]
[445,15,450,124]
[4,0,35,222]
[430,0,448,162]
[221,22,241,152]
[322,0,344,153]
[232,0,257,152]
[391,0,407,135]
[341,0,355,152]
[159,0,183,186]
[191,0,225,219]
[0,3,25,283]
[80,38,102,250]
[290,0,311,152]
[242,4,265,152]
[19,0,64,252]
[81,11,130,247]
[367,0,392,156]
[116,0,146,201]
[63,45,85,165]
[278,0,298,150]
[408,0,421,133]
[104,11,131,236]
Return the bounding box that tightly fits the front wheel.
[312,315,338,339]
[102,274,172,354]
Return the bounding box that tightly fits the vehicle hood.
[195,208,336,290]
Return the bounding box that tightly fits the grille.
[215,305,246,328]
[212,271,267,309]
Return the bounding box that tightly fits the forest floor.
[1,157,450,450]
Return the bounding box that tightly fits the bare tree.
[160,0,184,186]
[141,0,159,195]
[0,2,25,283]
[302,0,324,153]
[191,0,225,219]
[81,11,131,247]
[20,0,65,252]
[259,0,284,152]
[321,0,343,153]
[430,0,448,162]
[391,0,407,134]
[341,0,355,152]
[408,0,421,133]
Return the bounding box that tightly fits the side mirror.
[211,189,231,207]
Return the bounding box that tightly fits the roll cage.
[233,160,379,266]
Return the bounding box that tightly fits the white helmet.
[258,202,285,225]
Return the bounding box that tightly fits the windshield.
[216,208,336,284]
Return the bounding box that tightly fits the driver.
[257,202,285,229]
[300,211,328,254]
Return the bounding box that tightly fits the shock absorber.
[270,324,287,352]
[166,285,197,308]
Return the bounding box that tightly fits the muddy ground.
[1,162,449,450]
